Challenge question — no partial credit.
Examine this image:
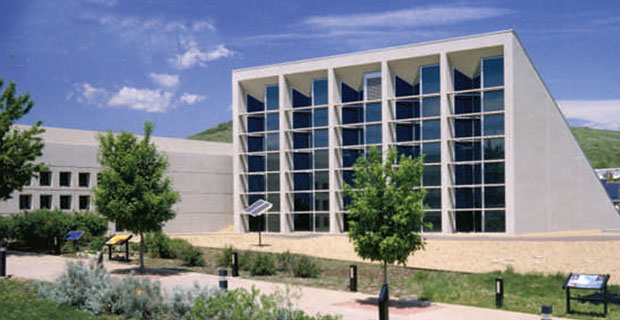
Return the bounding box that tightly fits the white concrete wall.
[511,36,620,233]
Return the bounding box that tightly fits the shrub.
[179,246,205,267]
[0,216,14,243]
[292,256,319,278]
[169,283,218,319]
[276,251,295,272]
[240,250,258,272]
[107,275,168,319]
[249,254,276,276]
[216,246,234,267]
[88,235,108,252]
[145,231,173,258]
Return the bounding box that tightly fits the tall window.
[60,172,71,187]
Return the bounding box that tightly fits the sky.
[1,0,620,138]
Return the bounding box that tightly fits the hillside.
[188,122,620,169]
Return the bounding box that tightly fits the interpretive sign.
[105,234,133,261]
[563,273,610,316]
[64,231,85,241]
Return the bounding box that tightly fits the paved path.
[5,251,570,320]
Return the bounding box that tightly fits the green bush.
[249,254,276,276]
[88,235,108,252]
[216,246,234,267]
[276,251,295,272]
[292,256,319,278]
[0,216,15,243]
[179,246,205,267]
[145,231,173,258]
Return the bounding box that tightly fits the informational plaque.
[564,273,609,290]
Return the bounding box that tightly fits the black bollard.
[219,269,228,291]
[495,278,504,308]
[378,284,389,320]
[0,245,6,278]
[541,305,552,320]
[231,252,239,277]
[349,265,357,292]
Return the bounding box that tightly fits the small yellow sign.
[105,235,132,245]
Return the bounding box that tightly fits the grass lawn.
[0,279,121,320]
[108,246,620,319]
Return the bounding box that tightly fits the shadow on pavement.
[110,267,191,278]
[355,297,433,309]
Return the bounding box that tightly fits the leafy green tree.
[0,79,46,201]
[344,147,427,286]
[95,121,179,273]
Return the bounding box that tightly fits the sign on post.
[563,273,610,316]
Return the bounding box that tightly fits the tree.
[95,121,179,273]
[344,147,427,286]
[0,79,46,201]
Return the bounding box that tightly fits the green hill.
[188,122,620,169]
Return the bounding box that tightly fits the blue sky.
[1,0,620,138]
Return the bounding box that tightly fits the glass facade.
[238,53,506,234]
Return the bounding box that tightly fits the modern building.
[232,30,620,234]
[0,125,233,234]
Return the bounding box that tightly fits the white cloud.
[179,93,205,105]
[304,6,511,29]
[108,87,174,113]
[558,99,620,131]
[69,83,109,105]
[192,20,216,32]
[171,42,233,69]
[149,73,179,88]
[84,0,117,7]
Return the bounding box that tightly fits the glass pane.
[315,214,330,232]
[315,192,329,211]
[342,127,363,146]
[484,90,504,112]
[421,65,440,94]
[366,125,382,144]
[366,103,381,122]
[314,129,328,148]
[424,188,441,209]
[454,116,481,138]
[246,94,264,112]
[484,162,504,184]
[293,132,311,149]
[293,111,311,129]
[342,105,363,124]
[365,74,381,100]
[248,194,265,206]
[422,97,440,117]
[248,156,265,172]
[455,211,482,232]
[422,120,440,140]
[484,114,504,136]
[293,214,312,231]
[454,141,481,162]
[455,187,482,208]
[292,88,311,108]
[484,186,505,208]
[395,100,419,120]
[454,69,480,91]
[395,75,419,97]
[422,143,440,163]
[423,211,441,232]
[313,79,328,105]
[294,173,311,191]
[267,194,280,212]
[248,215,265,232]
[396,145,420,160]
[454,93,480,114]
[423,165,441,186]
[267,214,280,232]
[485,210,505,232]
[293,152,311,170]
[266,133,279,151]
[267,113,279,131]
[341,82,362,103]
[293,193,312,212]
[484,138,504,160]
[342,170,354,186]
[314,171,329,190]
[267,173,279,192]
[248,175,265,192]
[314,108,328,127]
[342,149,363,167]
[248,115,264,132]
[483,57,504,88]
[396,123,412,142]
[455,164,482,185]
[267,153,279,171]
[266,86,279,110]
[314,150,329,169]
[247,136,264,152]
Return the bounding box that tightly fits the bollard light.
[495,278,503,308]
[0,245,6,278]
[378,284,389,320]
[541,305,552,320]
[231,252,239,277]
[349,265,357,292]
[219,269,228,291]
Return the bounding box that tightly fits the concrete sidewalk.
[6,251,569,320]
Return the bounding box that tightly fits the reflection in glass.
[266,86,279,110]
[484,138,504,160]
[342,170,354,186]
[267,153,279,171]
[423,211,441,232]
[268,194,280,212]
[343,149,363,167]
[294,173,311,191]
[364,73,381,100]
[455,187,482,208]
[424,188,441,209]
[397,145,420,160]
[314,171,329,190]
[315,214,330,232]
[293,193,312,212]
[314,150,328,169]
[313,79,328,105]
[422,97,440,117]
[314,108,328,127]
[483,57,504,88]
[248,175,265,192]
[366,103,382,122]
[422,120,440,140]
[247,136,264,152]
[484,90,504,112]
[454,93,481,114]
[342,127,363,146]
[267,173,279,191]
[248,115,264,132]
[395,100,420,120]
[267,214,280,232]
[455,211,482,232]
[423,165,441,186]
[293,152,311,170]
[484,114,504,136]
[315,192,329,211]
[455,164,482,185]
[421,65,440,94]
[484,186,505,208]
[366,125,382,144]
[454,141,481,162]
[248,156,265,172]
[422,143,440,163]
[293,214,312,231]
[266,133,279,151]
[484,162,504,184]
[314,129,328,148]
[454,116,481,138]
[485,210,505,232]
[396,123,420,142]
[267,113,279,131]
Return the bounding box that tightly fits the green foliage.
[187,120,232,143]
[6,210,107,252]
[95,121,180,271]
[216,245,234,267]
[249,254,276,276]
[571,126,620,168]
[178,245,205,267]
[169,284,219,320]
[144,232,205,266]
[187,286,340,320]
[145,231,174,259]
[344,147,426,283]
[292,256,319,278]
[0,79,47,201]
[0,215,15,242]
[276,250,295,272]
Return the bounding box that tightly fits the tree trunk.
[139,232,144,274]
[383,261,387,285]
